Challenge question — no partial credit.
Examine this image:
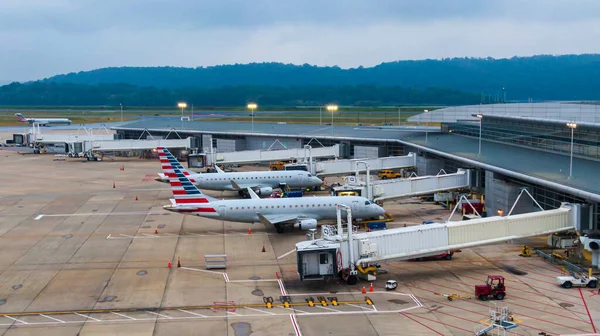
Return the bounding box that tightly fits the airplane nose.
[377,204,386,215]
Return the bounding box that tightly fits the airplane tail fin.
[157,147,216,205]
[155,147,196,183]
[15,113,27,122]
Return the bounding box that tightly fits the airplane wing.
[230,180,263,191]
[257,213,305,225]
[246,187,260,200]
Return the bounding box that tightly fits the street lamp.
[319,106,322,126]
[326,104,338,134]
[476,114,483,156]
[567,122,577,179]
[424,109,429,142]
[178,102,187,129]
[247,103,257,131]
[120,103,123,122]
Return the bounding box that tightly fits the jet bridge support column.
[336,203,358,285]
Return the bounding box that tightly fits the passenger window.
[236,207,239,210]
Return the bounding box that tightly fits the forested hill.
[41,54,600,100]
[0,83,479,106]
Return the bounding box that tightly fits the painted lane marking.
[145,311,172,319]
[277,249,296,260]
[290,314,303,336]
[39,314,65,323]
[244,307,276,315]
[111,312,136,320]
[34,215,44,220]
[74,312,101,321]
[345,303,375,311]
[313,306,342,313]
[3,316,28,324]
[178,309,207,317]
[36,211,165,218]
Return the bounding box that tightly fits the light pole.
[476,114,483,156]
[319,106,322,125]
[326,104,338,135]
[567,122,577,179]
[247,103,257,131]
[424,109,429,142]
[178,102,187,129]
[120,103,123,122]
[398,107,401,126]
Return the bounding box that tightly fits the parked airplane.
[156,147,323,197]
[15,113,72,126]
[158,147,386,233]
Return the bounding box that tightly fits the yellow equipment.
[520,245,531,257]
[434,292,471,301]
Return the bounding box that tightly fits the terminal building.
[113,102,600,231]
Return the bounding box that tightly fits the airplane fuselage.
[164,195,384,223]
[158,170,322,191]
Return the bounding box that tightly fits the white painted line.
[313,305,342,313]
[145,311,172,319]
[292,308,310,314]
[277,249,296,260]
[227,311,241,316]
[180,267,225,276]
[178,309,207,317]
[244,307,276,315]
[207,231,223,235]
[371,305,378,312]
[290,314,303,336]
[111,312,136,320]
[277,279,287,296]
[40,314,65,323]
[119,234,135,238]
[223,273,230,282]
[34,214,44,220]
[227,279,278,283]
[163,233,179,236]
[74,312,101,321]
[345,303,375,311]
[3,316,28,324]
[141,234,159,238]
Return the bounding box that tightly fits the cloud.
[0,0,599,81]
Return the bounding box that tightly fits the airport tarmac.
[0,149,598,335]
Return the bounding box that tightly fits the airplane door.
[319,253,332,275]
[352,201,359,214]
[218,205,226,217]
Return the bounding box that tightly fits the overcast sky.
[1,0,599,82]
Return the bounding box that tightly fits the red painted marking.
[400,313,444,336]
[579,287,597,333]
[177,207,216,213]
[174,198,209,204]
[289,314,302,336]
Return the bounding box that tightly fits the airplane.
[158,147,386,233]
[15,113,72,126]
[156,147,323,197]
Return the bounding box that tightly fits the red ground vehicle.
[475,275,506,301]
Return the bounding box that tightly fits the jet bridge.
[315,153,416,177]
[332,169,471,202]
[206,144,342,165]
[296,203,578,283]
[87,137,192,151]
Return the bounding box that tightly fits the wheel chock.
[328,297,339,306]
[263,296,274,308]
[305,297,315,307]
[317,296,327,306]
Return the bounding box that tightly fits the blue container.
[367,222,387,230]
[283,191,303,198]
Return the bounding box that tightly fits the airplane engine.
[256,187,273,197]
[294,219,317,230]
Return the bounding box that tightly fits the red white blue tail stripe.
[157,147,216,212]
[157,147,196,183]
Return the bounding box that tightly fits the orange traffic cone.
[361,286,367,294]
[168,261,171,268]
[369,283,374,292]
[112,181,115,188]
[177,256,181,268]
[261,243,266,253]
[248,227,252,235]
[154,229,158,234]
[121,165,125,171]
[135,195,139,201]
[403,223,407,227]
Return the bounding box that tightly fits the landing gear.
[347,275,358,285]
[275,224,284,234]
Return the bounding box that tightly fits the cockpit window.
[365,200,373,205]
[307,174,312,177]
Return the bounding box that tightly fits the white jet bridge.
[87,137,192,151]
[315,153,416,177]
[296,203,578,284]
[206,144,342,165]
[332,169,471,202]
